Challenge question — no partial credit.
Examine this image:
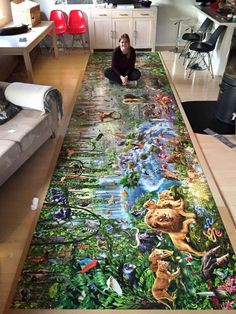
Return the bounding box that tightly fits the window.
[0,0,12,27]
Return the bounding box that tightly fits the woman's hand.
[120,75,128,86]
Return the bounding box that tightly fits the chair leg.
[174,20,182,53]
[61,35,67,50]
[182,42,192,65]
[198,52,214,78]
[179,41,190,59]
[187,51,214,78]
[187,54,197,78]
[71,34,85,49]
[57,34,67,51]
[39,39,51,55]
[207,52,214,78]
[186,51,198,70]
[71,35,75,49]
[187,51,203,78]
[80,34,85,48]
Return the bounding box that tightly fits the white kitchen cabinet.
[133,10,156,50]
[112,10,133,47]
[89,7,157,52]
[133,18,153,49]
[90,10,113,49]
[112,18,133,46]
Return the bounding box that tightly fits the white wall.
[35,1,92,47]
[34,0,91,21]
[152,0,198,47]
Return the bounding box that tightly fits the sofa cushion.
[0,139,21,172]
[0,109,54,152]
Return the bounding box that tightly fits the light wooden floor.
[161,51,236,227]
[0,49,235,314]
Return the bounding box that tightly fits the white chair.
[169,16,192,52]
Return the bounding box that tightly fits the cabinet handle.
[119,14,128,16]
[111,30,116,38]
[133,30,137,46]
[140,14,150,16]
[98,14,107,16]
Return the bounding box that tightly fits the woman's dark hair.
[119,33,130,45]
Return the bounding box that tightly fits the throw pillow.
[5,82,53,113]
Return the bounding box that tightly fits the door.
[133,18,153,49]
[90,10,113,49]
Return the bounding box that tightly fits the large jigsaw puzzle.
[11,53,236,310]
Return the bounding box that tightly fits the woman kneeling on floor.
[104,33,141,86]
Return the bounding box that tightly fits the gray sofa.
[0,81,63,186]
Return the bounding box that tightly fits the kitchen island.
[194,5,236,76]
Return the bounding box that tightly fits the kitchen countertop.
[195,5,235,23]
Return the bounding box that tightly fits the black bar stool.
[179,17,213,64]
[187,25,227,78]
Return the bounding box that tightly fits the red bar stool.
[49,10,67,50]
[67,10,87,48]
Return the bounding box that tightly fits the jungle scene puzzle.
[12,53,236,310]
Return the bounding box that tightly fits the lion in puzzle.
[144,190,205,256]
[148,248,180,309]
[149,248,174,271]
[152,260,180,309]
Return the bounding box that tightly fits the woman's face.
[119,38,129,53]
